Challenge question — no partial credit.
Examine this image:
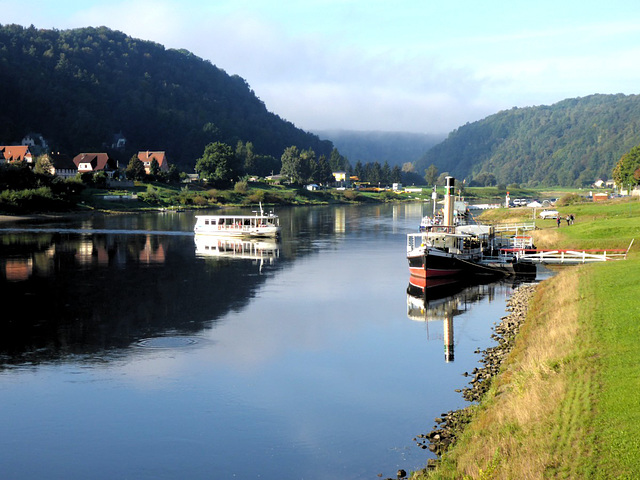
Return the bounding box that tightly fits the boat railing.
[482,251,518,263]
[419,225,457,234]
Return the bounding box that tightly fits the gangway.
[506,239,634,265]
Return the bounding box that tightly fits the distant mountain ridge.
[0,24,333,170]
[316,130,444,167]
[415,94,640,187]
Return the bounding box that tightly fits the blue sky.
[3,0,640,134]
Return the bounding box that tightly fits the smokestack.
[443,176,455,227]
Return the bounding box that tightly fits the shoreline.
[410,283,538,477]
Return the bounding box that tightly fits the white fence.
[514,239,633,264]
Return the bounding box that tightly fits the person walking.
[557,216,561,228]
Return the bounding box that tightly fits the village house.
[73,153,117,175]
[332,171,349,188]
[0,145,34,165]
[48,153,78,178]
[21,133,48,155]
[111,132,127,151]
[138,151,169,174]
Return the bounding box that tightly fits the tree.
[195,142,241,184]
[402,162,415,173]
[149,159,161,179]
[613,144,640,191]
[280,146,308,183]
[34,155,54,176]
[311,154,334,185]
[424,164,438,185]
[436,172,450,185]
[299,148,315,184]
[236,141,256,174]
[329,148,348,171]
[126,154,146,180]
[353,161,364,181]
[391,165,402,184]
[381,161,391,185]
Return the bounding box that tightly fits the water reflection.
[194,234,279,271]
[0,204,405,368]
[0,230,282,367]
[406,275,535,362]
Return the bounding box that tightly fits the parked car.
[539,209,559,219]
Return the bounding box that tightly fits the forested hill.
[315,130,444,166]
[415,94,640,187]
[0,24,332,170]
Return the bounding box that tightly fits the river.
[0,203,541,479]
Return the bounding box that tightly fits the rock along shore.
[413,283,538,468]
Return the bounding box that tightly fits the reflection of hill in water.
[0,231,283,366]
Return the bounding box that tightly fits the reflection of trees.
[0,231,279,367]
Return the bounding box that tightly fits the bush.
[247,190,266,204]
[343,190,360,201]
[234,180,248,194]
[556,193,586,206]
[192,195,209,206]
[0,186,68,213]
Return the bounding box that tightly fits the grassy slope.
[412,198,640,479]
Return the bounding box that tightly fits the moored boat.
[407,177,536,281]
[194,204,280,238]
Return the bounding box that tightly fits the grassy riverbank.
[412,197,640,479]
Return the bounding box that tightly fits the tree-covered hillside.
[415,94,640,187]
[0,24,332,170]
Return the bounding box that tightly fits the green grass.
[580,259,640,479]
[548,198,640,250]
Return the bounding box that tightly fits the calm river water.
[0,204,541,480]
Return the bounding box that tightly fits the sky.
[3,0,640,135]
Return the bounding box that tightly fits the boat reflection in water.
[194,234,280,271]
[407,275,533,362]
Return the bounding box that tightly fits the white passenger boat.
[194,204,280,238]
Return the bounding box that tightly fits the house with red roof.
[138,151,169,174]
[0,145,34,165]
[73,153,117,175]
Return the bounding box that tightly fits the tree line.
[189,140,404,187]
